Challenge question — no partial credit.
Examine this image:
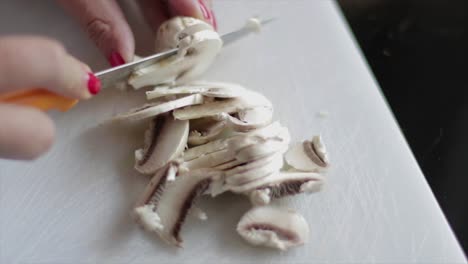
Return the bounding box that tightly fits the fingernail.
[108,51,125,67]
[87,72,101,95]
[198,0,216,29]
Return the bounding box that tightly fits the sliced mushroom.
[133,162,180,232]
[224,106,274,132]
[134,168,222,247]
[173,90,273,131]
[234,126,290,162]
[237,206,309,250]
[183,121,289,163]
[129,17,222,89]
[188,117,227,146]
[224,153,284,186]
[113,94,204,122]
[246,172,325,205]
[284,136,330,172]
[182,136,285,171]
[229,171,324,194]
[134,114,189,174]
[146,81,247,100]
[182,148,234,169]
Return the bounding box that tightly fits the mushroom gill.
[284,136,330,173]
[134,114,189,174]
[134,168,222,247]
[237,206,309,250]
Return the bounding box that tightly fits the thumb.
[168,0,217,30]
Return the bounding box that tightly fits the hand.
[57,0,216,67]
[0,36,99,160]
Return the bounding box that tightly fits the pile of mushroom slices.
[112,17,331,251]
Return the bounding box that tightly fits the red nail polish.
[87,72,101,95]
[108,51,125,67]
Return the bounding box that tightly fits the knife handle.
[0,88,78,112]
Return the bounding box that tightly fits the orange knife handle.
[0,88,78,112]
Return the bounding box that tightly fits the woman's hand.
[0,36,99,160]
[57,0,216,66]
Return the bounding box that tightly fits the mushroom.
[134,167,223,247]
[284,136,330,172]
[128,17,222,89]
[182,130,289,171]
[188,118,227,146]
[183,121,289,163]
[224,153,284,186]
[154,17,214,52]
[173,90,273,131]
[223,106,274,132]
[237,206,309,250]
[246,172,325,206]
[134,114,189,174]
[133,162,180,232]
[103,16,334,251]
[146,81,247,100]
[113,94,204,122]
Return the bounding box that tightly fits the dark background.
[338,0,468,253]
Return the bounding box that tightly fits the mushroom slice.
[182,148,234,169]
[182,136,282,170]
[246,172,325,205]
[133,162,180,232]
[234,126,290,162]
[146,81,247,100]
[113,94,204,122]
[173,90,272,123]
[223,106,273,132]
[229,171,324,194]
[183,121,288,162]
[129,18,222,89]
[134,169,222,247]
[224,153,284,186]
[237,206,309,250]
[284,136,330,172]
[188,118,227,146]
[134,114,189,174]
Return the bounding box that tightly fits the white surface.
[0,1,466,263]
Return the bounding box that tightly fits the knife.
[0,18,275,112]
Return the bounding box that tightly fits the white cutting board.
[0,1,466,263]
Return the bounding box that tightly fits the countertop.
[0,0,466,263]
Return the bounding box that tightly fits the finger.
[0,104,55,160]
[137,0,170,33]
[57,0,135,66]
[168,0,217,30]
[0,36,98,99]
[138,0,217,33]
